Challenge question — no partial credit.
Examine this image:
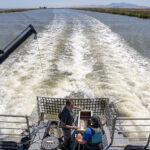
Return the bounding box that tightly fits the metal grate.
[37,96,109,120]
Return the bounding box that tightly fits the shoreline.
[0,8,38,13]
[74,8,150,19]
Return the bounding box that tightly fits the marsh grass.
[75,8,150,19]
[0,8,38,13]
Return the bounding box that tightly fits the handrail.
[0,127,26,130]
[106,117,117,150]
[117,117,150,120]
[106,117,150,149]
[0,114,31,140]
[0,114,27,117]
[116,124,150,126]
[0,121,27,124]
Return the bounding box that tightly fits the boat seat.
[124,134,150,150]
[124,145,148,150]
[0,141,18,150]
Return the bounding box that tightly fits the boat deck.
[1,97,150,150]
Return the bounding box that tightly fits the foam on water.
[77,14,150,137]
[56,19,94,98]
[0,14,66,116]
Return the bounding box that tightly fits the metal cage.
[37,96,109,121]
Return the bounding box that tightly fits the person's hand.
[72,126,78,130]
[75,134,82,142]
[79,107,82,110]
[76,138,82,143]
[75,137,79,142]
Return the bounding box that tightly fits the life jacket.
[88,126,103,144]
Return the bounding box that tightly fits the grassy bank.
[0,8,38,13]
[75,8,150,19]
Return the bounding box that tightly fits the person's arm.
[77,128,92,144]
[61,122,78,129]
[73,105,82,110]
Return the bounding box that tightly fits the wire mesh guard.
[37,97,109,120]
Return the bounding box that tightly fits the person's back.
[61,106,74,129]
[84,126,103,150]
[89,127,103,143]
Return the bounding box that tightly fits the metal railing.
[0,114,30,141]
[105,103,117,136]
[106,117,150,149]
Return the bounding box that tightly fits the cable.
[36,38,48,97]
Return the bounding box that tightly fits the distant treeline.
[75,8,150,19]
[0,8,38,13]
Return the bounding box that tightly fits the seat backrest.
[0,141,18,150]
[144,134,150,149]
[124,145,146,150]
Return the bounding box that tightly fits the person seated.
[77,115,105,150]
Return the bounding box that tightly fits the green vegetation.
[75,8,150,19]
[0,8,38,13]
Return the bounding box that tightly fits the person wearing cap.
[77,115,105,150]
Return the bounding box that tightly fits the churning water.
[0,9,150,135]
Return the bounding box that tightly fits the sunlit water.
[0,9,150,137]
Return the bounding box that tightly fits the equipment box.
[77,110,93,132]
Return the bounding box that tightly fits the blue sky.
[1,0,150,8]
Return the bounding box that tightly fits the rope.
[36,38,48,97]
